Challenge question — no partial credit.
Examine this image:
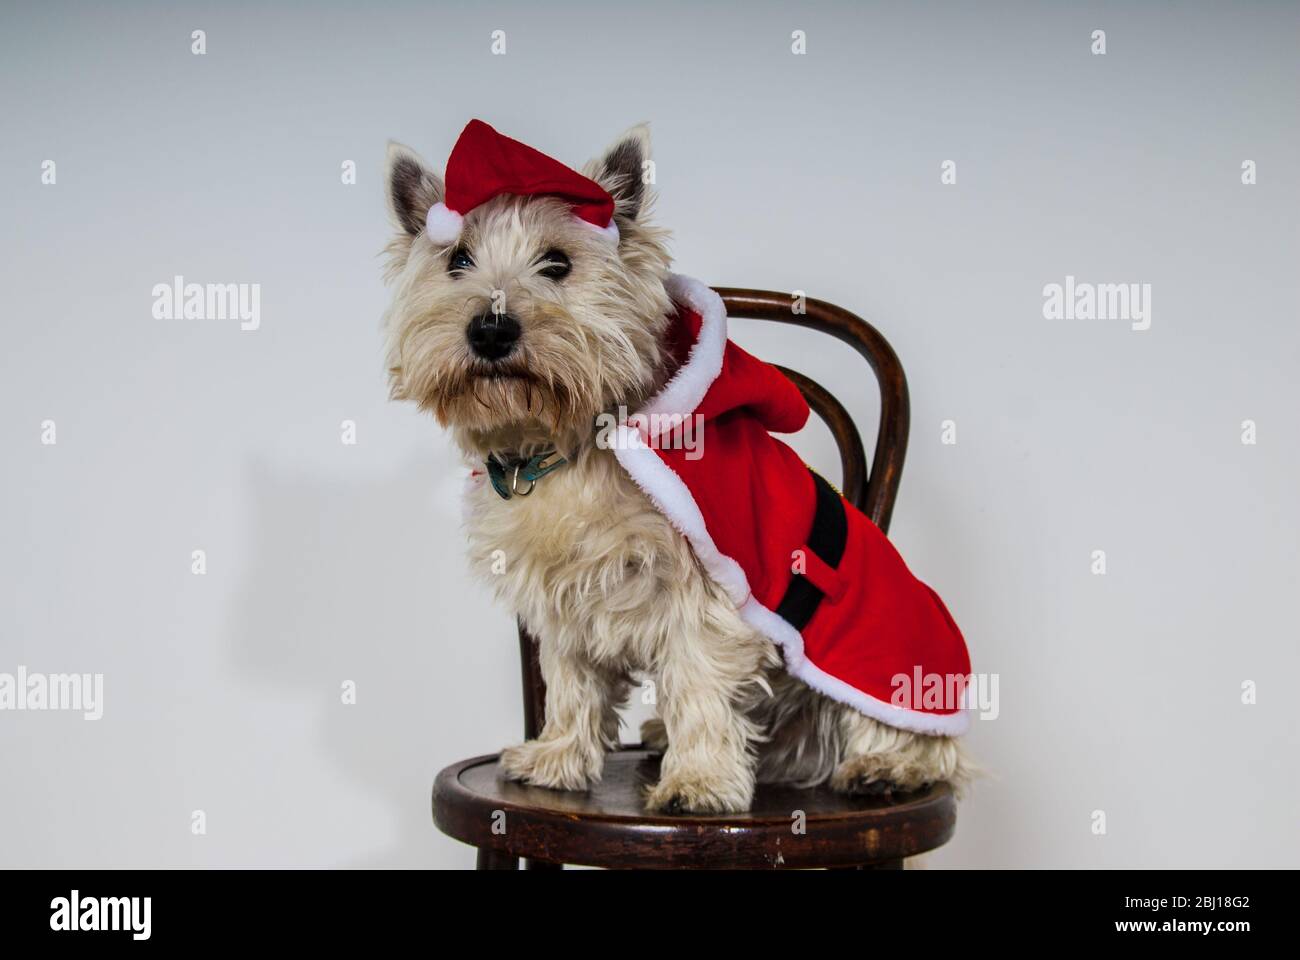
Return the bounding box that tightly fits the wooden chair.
[432,287,956,869]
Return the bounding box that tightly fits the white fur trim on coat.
[633,274,728,439]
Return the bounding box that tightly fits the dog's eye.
[448,247,475,275]
[536,249,571,282]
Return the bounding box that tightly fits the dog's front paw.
[646,768,752,814]
[499,739,602,791]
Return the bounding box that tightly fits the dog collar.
[485,450,568,500]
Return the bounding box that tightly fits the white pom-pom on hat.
[425,202,464,245]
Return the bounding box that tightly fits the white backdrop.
[2,1,1297,868]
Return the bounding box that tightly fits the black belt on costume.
[774,468,849,631]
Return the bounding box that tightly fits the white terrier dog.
[382,120,971,813]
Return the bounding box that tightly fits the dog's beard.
[389,291,668,453]
[394,357,586,437]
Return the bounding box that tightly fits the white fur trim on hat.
[425,202,464,245]
[577,216,619,244]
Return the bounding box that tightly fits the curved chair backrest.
[517,288,912,738]
[714,288,910,530]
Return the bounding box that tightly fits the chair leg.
[476,848,519,870]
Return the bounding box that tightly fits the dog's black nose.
[466,312,521,361]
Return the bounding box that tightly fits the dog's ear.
[385,141,444,238]
[589,124,651,223]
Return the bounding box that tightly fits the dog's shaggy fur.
[382,125,969,812]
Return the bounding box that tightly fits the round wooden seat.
[433,749,956,869]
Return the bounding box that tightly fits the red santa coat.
[612,275,971,736]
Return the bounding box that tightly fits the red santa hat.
[425,119,619,246]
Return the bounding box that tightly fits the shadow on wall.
[223,451,519,867]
